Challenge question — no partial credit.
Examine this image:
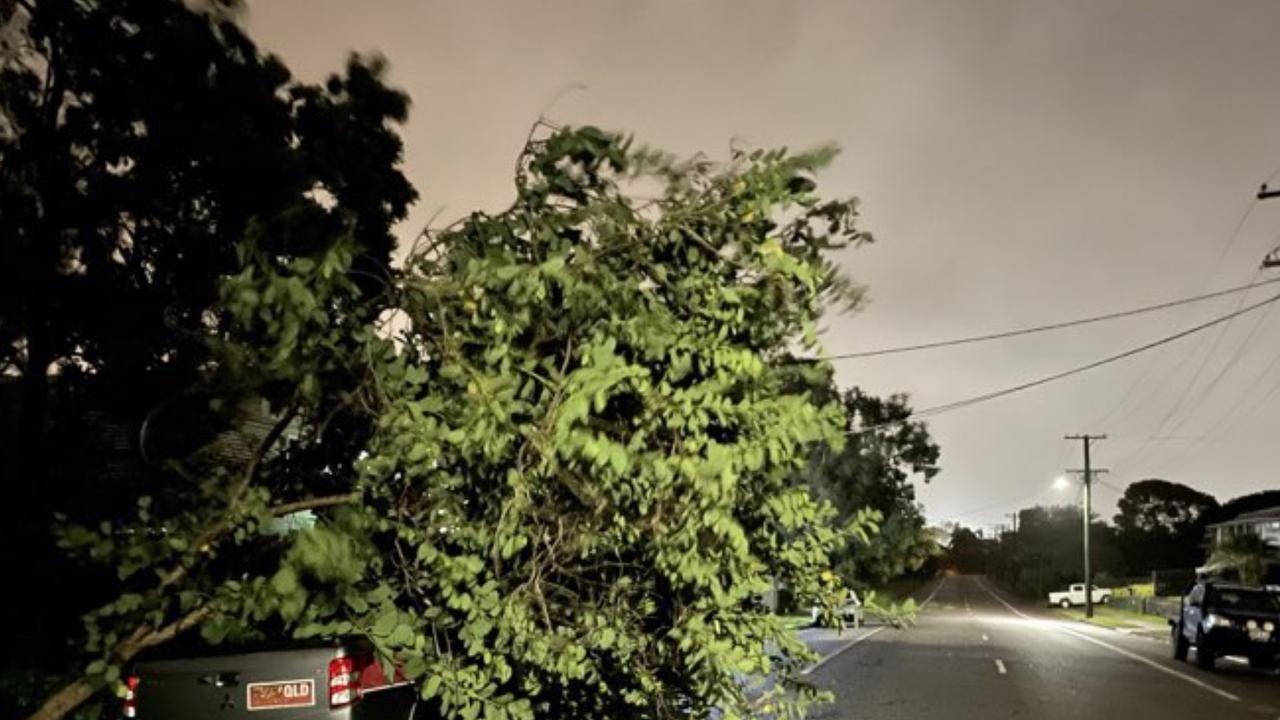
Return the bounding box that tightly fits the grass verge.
[1056,605,1170,633]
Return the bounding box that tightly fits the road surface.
[800,574,1280,719]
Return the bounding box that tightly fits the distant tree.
[1208,489,1280,526]
[1207,532,1277,586]
[944,526,990,574]
[1113,479,1218,573]
[986,505,1122,597]
[805,388,941,585]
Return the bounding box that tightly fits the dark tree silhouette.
[0,0,414,714]
[805,388,942,584]
[1113,479,1218,573]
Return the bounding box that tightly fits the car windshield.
[1210,589,1280,613]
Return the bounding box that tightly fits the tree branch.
[25,605,213,720]
[269,492,360,517]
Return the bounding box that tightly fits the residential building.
[1205,505,1280,551]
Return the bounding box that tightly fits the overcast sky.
[248,0,1280,532]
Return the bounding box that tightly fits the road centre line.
[974,578,1240,703]
[801,577,947,676]
[994,659,1007,674]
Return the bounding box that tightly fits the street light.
[1052,476,1070,491]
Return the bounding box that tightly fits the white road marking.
[994,659,1007,674]
[974,578,1240,703]
[801,577,948,676]
[982,633,989,642]
[919,577,946,609]
[800,626,886,675]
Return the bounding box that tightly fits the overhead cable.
[848,290,1280,436]
[819,276,1280,361]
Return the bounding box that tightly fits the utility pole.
[1006,512,1019,534]
[1257,185,1280,268]
[1066,434,1107,619]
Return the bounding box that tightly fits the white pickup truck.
[1047,583,1113,608]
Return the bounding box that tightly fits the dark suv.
[1170,581,1280,671]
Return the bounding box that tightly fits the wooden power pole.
[1066,434,1107,619]
[1257,184,1280,268]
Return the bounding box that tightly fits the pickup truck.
[124,637,423,720]
[1169,580,1280,671]
[1046,583,1112,608]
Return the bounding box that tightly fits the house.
[1205,505,1280,552]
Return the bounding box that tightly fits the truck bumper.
[1203,628,1280,660]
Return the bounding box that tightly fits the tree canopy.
[1113,479,1218,573]
[1,0,413,716]
[980,505,1122,598]
[805,388,940,585]
[1208,489,1280,526]
[20,118,879,720]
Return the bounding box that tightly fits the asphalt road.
[800,574,1280,719]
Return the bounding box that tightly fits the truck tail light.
[328,656,362,708]
[329,651,401,708]
[123,675,139,718]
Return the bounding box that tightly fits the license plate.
[246,679,315,711]
[1249,629,1270,642]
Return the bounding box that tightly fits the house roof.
[1207,504,1280,528]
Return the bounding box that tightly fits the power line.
[1094,477,1125,496]
[1084,171,1279,433]
[946,488,1052,521]
[819,276,1280,361]
[1204,347,1280,442]
[1160,296,1277,440]
[1147,271,1263,439]
[848,290,1280,436]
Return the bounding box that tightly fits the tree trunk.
[24,679,97,720]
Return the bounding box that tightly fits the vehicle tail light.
[328,656,361,708]
[329,651,402,708]
[123,675,139,718]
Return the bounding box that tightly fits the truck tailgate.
[135,646,337,720]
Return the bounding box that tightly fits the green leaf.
[372,610,398,638]
[271,566,299,596]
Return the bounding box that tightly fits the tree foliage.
[334,126,870,720]
[978,505,1122,598]
[1,0,413,717]
[805,388,940,585]
[1113,479,1218,573]
[23,122,876,720]
[1206,532,1276,587]
[1208,489,1280,527]
[942,525,990,574]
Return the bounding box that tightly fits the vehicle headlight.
[1205,614,1235,629]
[1265,621,1276,632]
[1246,619,1258,630]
